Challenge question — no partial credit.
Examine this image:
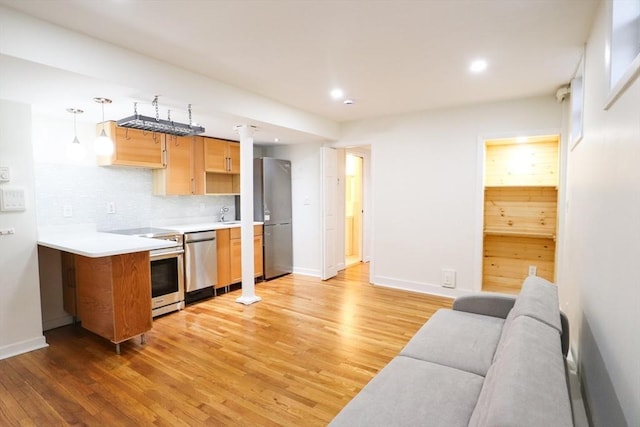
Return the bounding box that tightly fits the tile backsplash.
[34,164,235,231]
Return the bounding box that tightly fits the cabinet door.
[253,234,263,277]
[163,135,193,195]
[98,122,165,168]
[204,138,230,173]
[216,228,231,288]
[191,136,205,195]
[228,142,240,173]
[230,237,242,283]
[61,252,77,316]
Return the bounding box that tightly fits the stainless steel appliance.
[254,158,293,279]
[110,227,185,317]
[184,230,217,303]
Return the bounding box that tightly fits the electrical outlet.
[107,202,116,214]
[0,166,10,182]
[528,265,537,276]
[63,205,73,217]
[442,269,456,288]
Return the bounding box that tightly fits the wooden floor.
[0,263,452,426]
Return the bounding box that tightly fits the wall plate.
[0,187,26,211]
[0,166,10,182]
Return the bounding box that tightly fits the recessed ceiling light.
[330,88,344,99]
[274,138,280,142]
[516,136,528,143]
[344,99,354,105]
[470,59,488,73]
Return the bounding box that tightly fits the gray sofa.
[329,276,573,427]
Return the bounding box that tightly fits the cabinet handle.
[191,178,195,194]
[226,157,230,172]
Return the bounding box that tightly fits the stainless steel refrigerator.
[254,158,293,280]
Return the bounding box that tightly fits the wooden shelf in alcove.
[483,228,556,241]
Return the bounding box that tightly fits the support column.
[235,124,262,305]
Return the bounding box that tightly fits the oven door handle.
[150,248,184,260]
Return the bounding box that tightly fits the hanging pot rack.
[116,96,205,136]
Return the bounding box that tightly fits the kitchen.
[34,107,294,351]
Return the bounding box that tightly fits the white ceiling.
[0,0,598,140]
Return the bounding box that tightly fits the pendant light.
[94,97,114,156]
[65,108,85,161]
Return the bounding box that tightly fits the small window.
[606,0,640,108]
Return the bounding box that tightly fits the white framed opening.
[605,0,640,108]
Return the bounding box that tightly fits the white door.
[321,146,338,280]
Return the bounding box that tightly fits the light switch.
[0,187,26,211]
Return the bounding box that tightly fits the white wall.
[0,99,47,359]
[340,96,562,297]
[560,1,640,425]
[263,143,323,276]
[0,6,338,141]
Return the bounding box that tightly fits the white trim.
[605,53,640,109]
[0,336,48,361]
[474,128,562,293]
[604,0,640,109]
[43,314,74,331]
[291,267,321,277]
[370,274,468,299]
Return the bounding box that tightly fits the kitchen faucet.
[220,206,229,222]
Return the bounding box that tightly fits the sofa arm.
[560,310,570,357]
[452,294,516,319]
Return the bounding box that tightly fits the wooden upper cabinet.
[97,121,165,168]
[228,143,240,173]
[153,135,205,195]
[204,138,240,174]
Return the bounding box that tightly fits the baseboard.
[0,336,48,361]
[292,267,321,277]
[43,314,74,331]
[567,348,590,427]
[370,274,472,299]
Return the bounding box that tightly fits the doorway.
[481,135,559,294]
[345,153,363,267]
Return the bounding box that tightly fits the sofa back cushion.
[509,275,563,331]
[494,276,562,361]
[469,316,573,427]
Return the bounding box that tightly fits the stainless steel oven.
[111,228,185,317]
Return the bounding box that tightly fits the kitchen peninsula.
[38,230,176,353]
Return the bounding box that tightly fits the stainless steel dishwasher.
[184,230,217,302]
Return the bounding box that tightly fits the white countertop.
[162,221,263,234]
[38,231,176,258]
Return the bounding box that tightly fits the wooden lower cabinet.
[61,252,77,317]
[71,251,153,346]
[216,225,263,288]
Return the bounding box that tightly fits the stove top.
[109,227,179,238]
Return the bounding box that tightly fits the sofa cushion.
[508,275,562,332]
[494,276,562,361]
[469,316,573,427]
[400,309,504,376]
[329,356,485,427]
